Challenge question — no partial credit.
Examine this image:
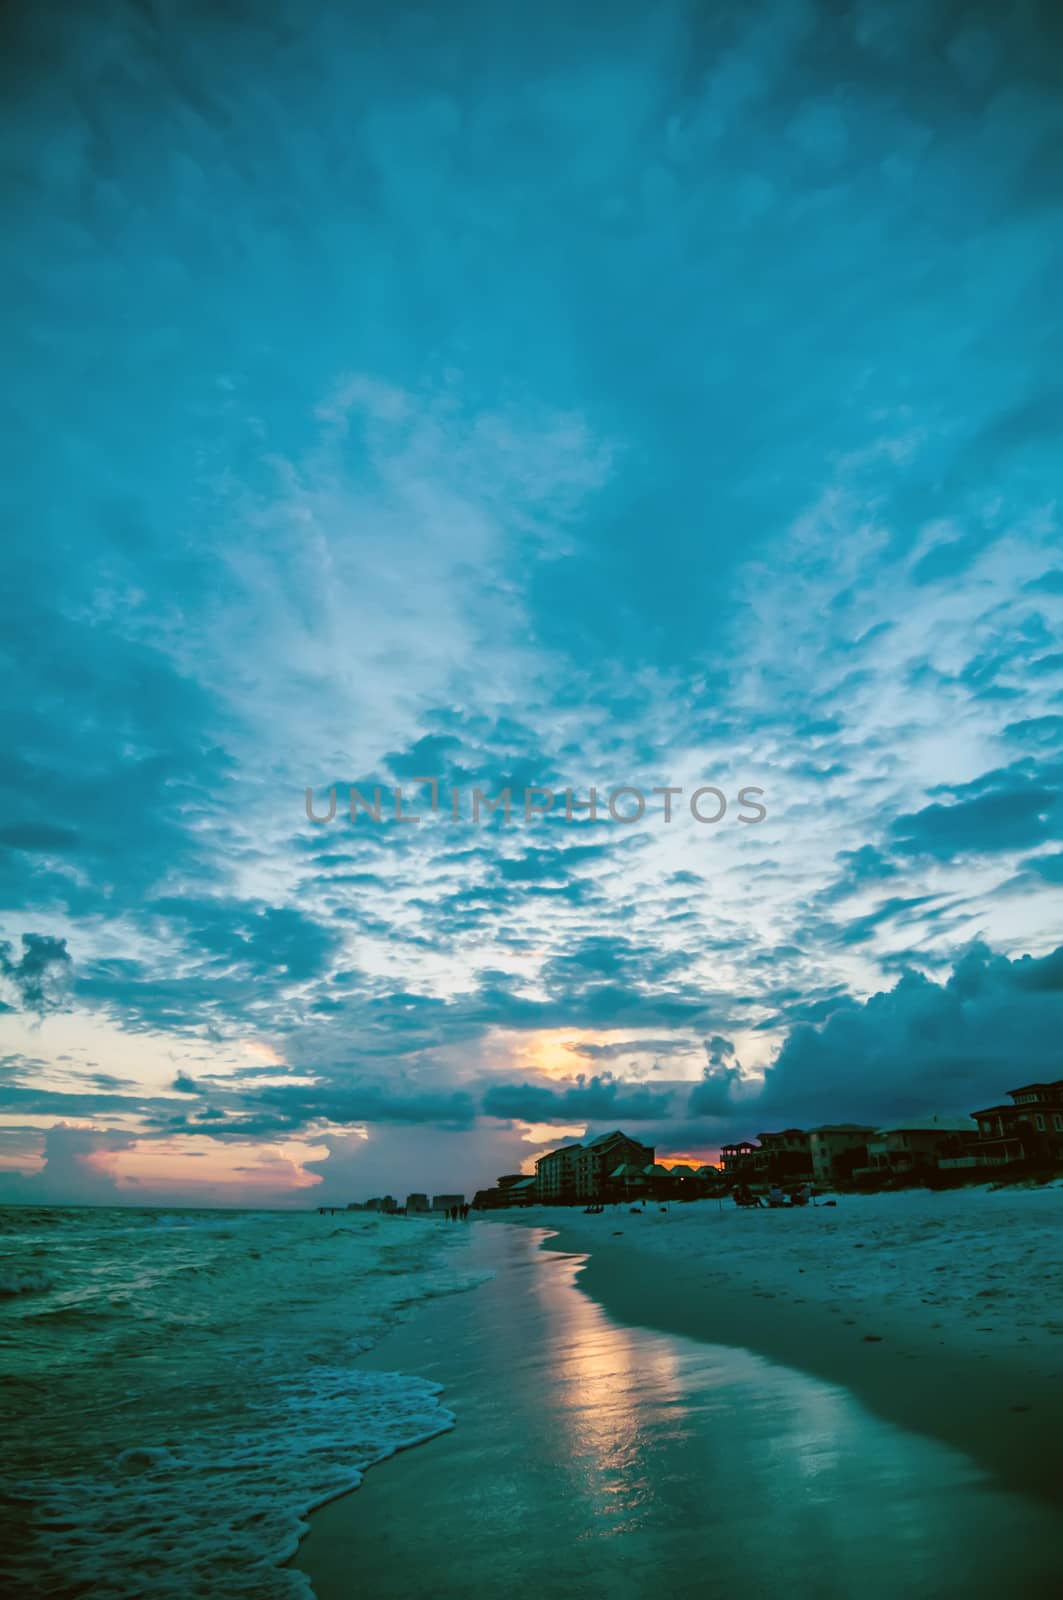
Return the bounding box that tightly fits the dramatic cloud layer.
[2,0,1062,1201]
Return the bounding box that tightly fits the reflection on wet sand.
[507,1231,1061,1593]
[298,1224,1063,1600]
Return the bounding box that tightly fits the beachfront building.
[808,1125,875,1187]
[965,1079,1063,1168]
[753,1130,813,1181]
[405,1193,430,1215]
[606,1161,649,1201]
[535,1142,582,1203]
[575,1132,655,1199]
[431,1193,465,1213]
[472,1174,538,1209]
[859,1116,977,1181]
[719,1140,759,1176]
[536,1131,655,1204]
[365,1196,398,1213]
[608,1160,720,1203]
[639,1161,674,1200]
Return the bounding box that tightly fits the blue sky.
[2,0,1062,1204]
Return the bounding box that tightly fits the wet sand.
[294,1223,1063,1599]
[539,1205,1063,1516]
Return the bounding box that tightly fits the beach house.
[753,1130,813,1181]
[719,1140,759,1176]
[965,1079,1063,1168]
[808,1125,875,1186]
[606,1161,647,1200]
[858,1116,977,1181]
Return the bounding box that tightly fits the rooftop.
[810,1123,876,1134]
[585,1129,648,1149]
[536,1142,583,1162]
[873,1115,977,1134]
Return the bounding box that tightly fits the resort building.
[405,1193,430,1214]
[535,1130,655,1203]
[534,1142,582,1203]
[472,1174,537,1209]
[431,1193,465,1212]
[808,1125,875,1186]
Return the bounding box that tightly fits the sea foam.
[0,1205,489,1597]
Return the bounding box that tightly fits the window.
[1034,1114,1045,1131]
[1053,1115,1063,1132]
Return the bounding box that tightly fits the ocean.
[0,1205,487,1598]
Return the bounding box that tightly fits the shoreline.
[513,1186,1063,1512]
[294,1206,1063,1599]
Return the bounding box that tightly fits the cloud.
[0,1124,137,1205]
[565,1037,700,1062]
[303,1121,545,1204]
[208,1081,480,1139]
[481,1074,676,1123]
[150,900,341,985]
[688,1065,742,1118]
[2,0,1063,1199]
[686,1036,744,1116]
[759,942,1063,1127]
[0,935,72,1014]
[890,761,1063,858]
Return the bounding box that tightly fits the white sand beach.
[517,1184,1063,1510]
[530,1182,1063,1362]
[295,1189,1063,1599]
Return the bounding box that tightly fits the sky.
[2,0,1062,1206]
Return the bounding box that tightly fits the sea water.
[0,1205,487,1598]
